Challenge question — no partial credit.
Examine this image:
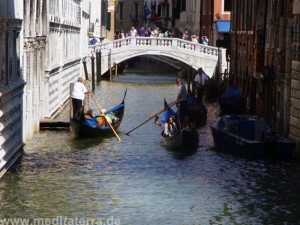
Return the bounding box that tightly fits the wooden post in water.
[187,67,191,92]
[97,51,102,82]
[82,59,88,80]
[70,83,74,118]
[91,54,95,91]
[115,63,118,77]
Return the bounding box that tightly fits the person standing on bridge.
[201,36,209,45]
[182,30,189,41]
[71,77,91,118]
[139,27,146,37]
[176,78,188,123]
[118,30,125,39]
[130,26,137,37]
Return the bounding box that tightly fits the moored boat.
[219,86,243,116]
[70,90,126,138]
[209,114,296,158]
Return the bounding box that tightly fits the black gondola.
[70,90,127,138]
[156,99,199,149]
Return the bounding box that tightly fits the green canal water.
[0,73,300,225]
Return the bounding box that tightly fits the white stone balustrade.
[88,37,224,78]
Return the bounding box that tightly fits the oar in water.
[126,100,177,135]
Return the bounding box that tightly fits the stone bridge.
[88,37,227,78]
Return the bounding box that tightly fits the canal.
[1,72,300,225]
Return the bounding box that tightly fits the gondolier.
[194,67,209,103]
[71,77,91,118]
[70,89,127,138]
[176,78,188,122]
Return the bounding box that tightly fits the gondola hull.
[70,91,126,138]
[210,115,295,158]
[161,130,199,149]
[159,100,199,149]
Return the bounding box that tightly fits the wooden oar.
[126,100,177,135]
[147,100,177,119]
[90,92,121,141]
[84,82,121,141]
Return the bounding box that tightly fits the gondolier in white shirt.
[71,77,91,118]
[176,78,188,122]
[194,67,209,103]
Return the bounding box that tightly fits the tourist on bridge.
[130,26,137,37]
[201,36,209,45]
[139,27,146,37]
[182,31,189,41]
[71,77,91,119]
[191,35,199,43]
[118,30,125,39]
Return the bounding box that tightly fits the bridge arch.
[88,37,226,78]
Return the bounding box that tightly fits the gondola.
[210,114,295,158]
[70,89,127,138]
[155,99,199,149]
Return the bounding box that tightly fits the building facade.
[231,0,299,154]
[291,0,300,153]
[0,0,25,175]
[23,0,82,141]
[0,0,114,177]
[115,0,145,37]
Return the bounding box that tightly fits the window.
[181,0,186,11]
[134,2,139,20]
[101,0,108,26]
[119,2,123,21]
[224,0,231,12]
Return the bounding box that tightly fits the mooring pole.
[91,54,95,91]
[83,59,88,80]
[96,51,99,82]
[97,51,102,82]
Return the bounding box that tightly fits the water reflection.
[0,73,300,224]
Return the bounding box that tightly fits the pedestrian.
[163,29,169,37]
[130,26,137,37]
[71,77,90,118]
[145,27,152,37]
[201,36,209,45]
[182,31,189,40]
[139,27,146,37]
[194,67,209,103]
[191,34,198,43]
[176,78,188,122]
[89,36,98,45]
[118,30,125,39]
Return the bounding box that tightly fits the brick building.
[231,0,299,154]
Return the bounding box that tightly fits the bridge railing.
[88,37,219,57]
